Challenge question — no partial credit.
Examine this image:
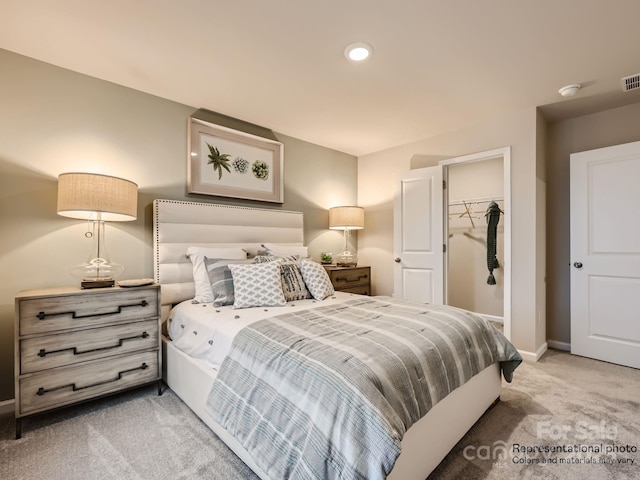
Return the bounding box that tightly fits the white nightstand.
[14,284,161,438]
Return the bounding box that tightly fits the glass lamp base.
[336,252,357,267]
[69,258,125,288]
[69,221,124,288]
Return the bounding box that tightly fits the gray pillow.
[203,258,253,306]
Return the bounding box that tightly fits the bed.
[153,199,521,480]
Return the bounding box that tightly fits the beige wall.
[546,101,640,346]
[357,107,545,356]
[6,46,636,403]
[0,49,357,402]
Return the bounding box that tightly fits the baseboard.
[0,399,14,415]
[518,342,548,362]
[547,339,571,351]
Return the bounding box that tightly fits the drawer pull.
[36,362,149,396]
[37,332,150,358]
[37,300,149,321]
[335,275,368,283]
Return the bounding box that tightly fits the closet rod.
[448,195,504,207]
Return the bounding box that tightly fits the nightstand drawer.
[339,285,371,295]
[18,350,159,415]
[20,319,159,374]
[18,288,158,336]
[327,267,370,289]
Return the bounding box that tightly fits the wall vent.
[621,73,640,92]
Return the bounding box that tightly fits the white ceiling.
[2,0,640,156]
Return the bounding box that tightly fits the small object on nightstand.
[118,278,155,287]
[82,279,115,289]
[320,252,333,265]
[324,265,371,295]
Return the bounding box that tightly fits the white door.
[393,166,444,304]
[570,141,640,369]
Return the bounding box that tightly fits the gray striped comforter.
[205,296,521,480]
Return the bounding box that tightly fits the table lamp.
[328,206,364,267]
[57,172,138,288]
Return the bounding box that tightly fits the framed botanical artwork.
[188,118,284,203]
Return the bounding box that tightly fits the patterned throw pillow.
[299,259,335,300]
[204,258,253,306]
[253,255,299,263]
[279,263,311,301]
[228,263,287,308]
[253,255,310,301]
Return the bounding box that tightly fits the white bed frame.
[153,198,502,480]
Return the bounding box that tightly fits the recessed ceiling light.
[344,43,373,62]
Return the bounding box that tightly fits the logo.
[463,440,510,461]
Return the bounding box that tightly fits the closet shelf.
[448,195,503,207]
[448,196,504,228]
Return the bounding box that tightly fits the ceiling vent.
[621,73,640,92]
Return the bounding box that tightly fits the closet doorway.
[440,147,511,337]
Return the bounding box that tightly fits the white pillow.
[186,247,247,303]
[262,243,309,258]
[228,263,287,308]
[299,259,335,300]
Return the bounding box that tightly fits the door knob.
[573,262,583,269]
[394,257,401,263]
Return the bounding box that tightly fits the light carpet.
[1,349,639,480]
[428,349,640,479]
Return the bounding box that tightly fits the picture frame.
[188,118,284,203]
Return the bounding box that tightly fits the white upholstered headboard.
[153,199,304,320]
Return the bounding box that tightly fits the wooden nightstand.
[324,266,371,295]
[14,284,161,439]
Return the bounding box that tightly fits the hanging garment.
[486,201,501,285]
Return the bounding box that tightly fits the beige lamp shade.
[57,172,138,221]
[328,206,364,230]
